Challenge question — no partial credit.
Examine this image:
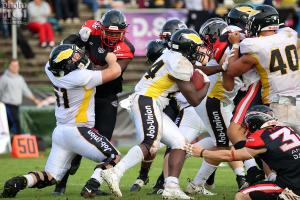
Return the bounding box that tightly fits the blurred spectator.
[83,0,124,19]
[148,0,172,8]
[274,0,298,30]
[185,0,218,32]
[54,0,80,24]
[83,0,100,19]
[27,0,55,48]
[0,60,41,134]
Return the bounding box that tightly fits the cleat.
[52,179,67,196]
[130,176,149,192]
[236,175,249,190]
[101,168,122,197]
[1,176,27,198]
[162,184,192,200]
[52,186,65,196]
[204,183,215,190]
[185,181,216,196]
[148,174,164,195]
[95,189,109,196]
[148,187,164,195]
[246,166,265,185]
[80,178,101,198]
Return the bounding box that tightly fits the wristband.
[200,149,206,157]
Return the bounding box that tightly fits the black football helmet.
[199,18,228,57]
[146,40,166,64]
[244,105,276,133]
[100,9,128,48]
[170,29,205,64]
[246,5,279,37]
[48,44,90,77]
[159,19,187,42]
[226,4,256,29]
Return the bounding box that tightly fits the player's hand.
[105,52,117,64]
[79,27,92,42]
[183,143,204,157]
[221,25,242,35]
[228,32,241,44]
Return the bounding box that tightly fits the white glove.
[221,25,242,35]
[79,27,92,42]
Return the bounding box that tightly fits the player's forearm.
[196,65,223,76]
[101,53,122,83]
[202,150,234,162]
[222,72,235,91]
[226,45,241,77]
[187,82,210,107]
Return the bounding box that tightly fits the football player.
[0,44,122,198]
[225,4,300,156]
[186,105,300,200]
[100,29,210,199]
[130,19,188,194]
[54,9,135,195]
[185,17,248,194]
[222,4,266,185]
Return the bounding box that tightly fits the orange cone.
[11,134,39,158]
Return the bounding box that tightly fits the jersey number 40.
[269,44,299,75]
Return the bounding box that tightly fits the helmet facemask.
[100,25,127,48]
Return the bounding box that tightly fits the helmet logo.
[236,6,260,15]
[98,47,105,54]
[108,26,119,30]
[54,49,73,63]
[182,33,202,44]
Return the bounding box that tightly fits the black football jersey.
[246,126,300,195]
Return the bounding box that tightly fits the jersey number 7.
[269,44,299,74]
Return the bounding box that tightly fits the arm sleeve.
[245,130,266,149]
[21,78,33,98]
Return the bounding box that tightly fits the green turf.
[0,147,238,199]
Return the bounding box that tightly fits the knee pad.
[28,171,56,189]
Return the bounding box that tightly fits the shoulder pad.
[165,51,193,81]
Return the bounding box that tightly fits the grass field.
[0,147,238,200]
